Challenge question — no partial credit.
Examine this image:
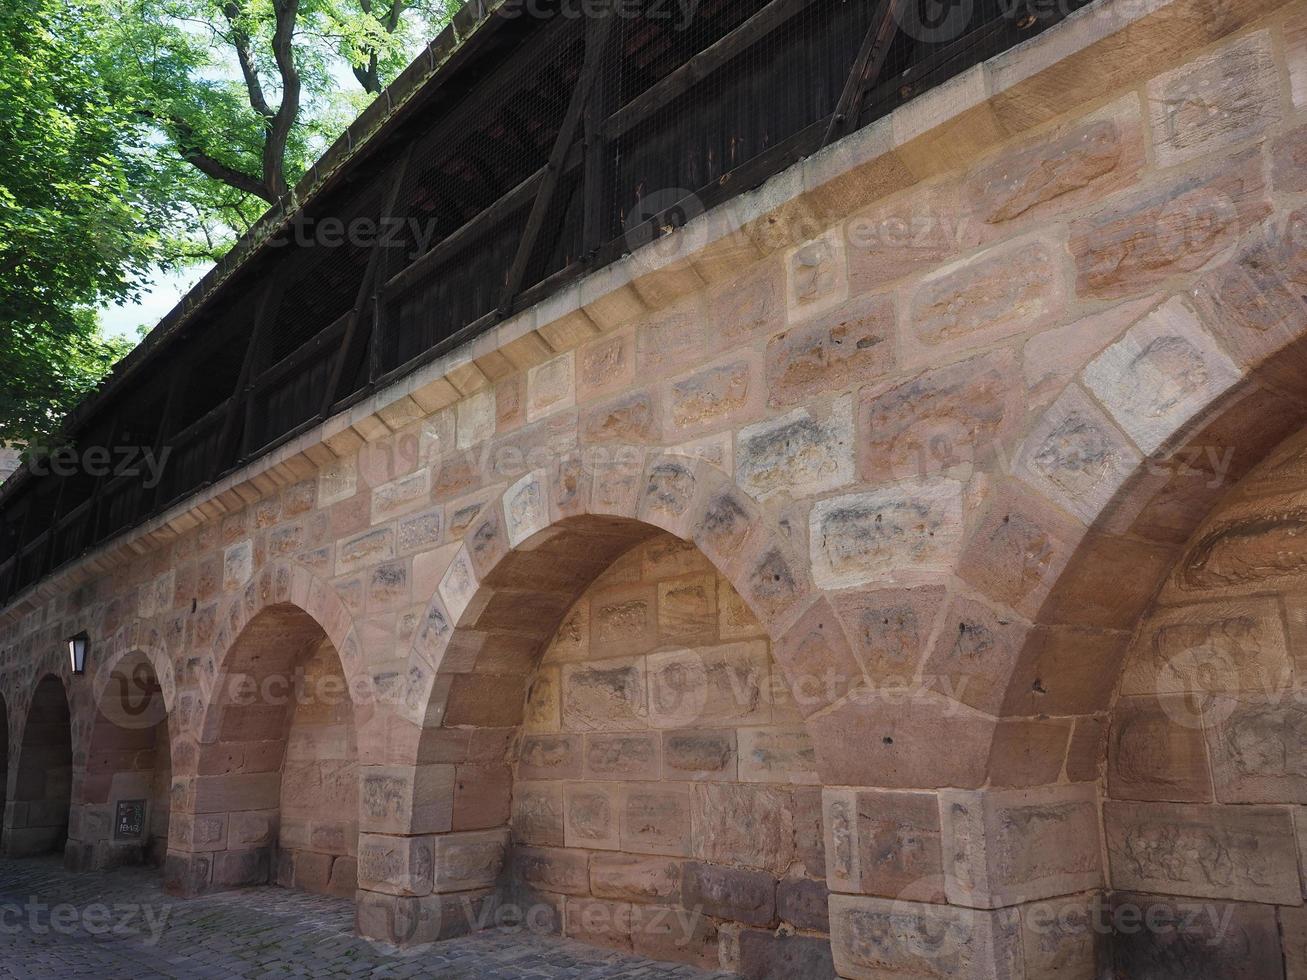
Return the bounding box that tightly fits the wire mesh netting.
[1,0,1088,598]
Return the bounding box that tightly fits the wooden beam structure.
[0,0,1092,603]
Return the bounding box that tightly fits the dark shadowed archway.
[167,602,363,900]
[67,650,172,870]
[7,675,72,857]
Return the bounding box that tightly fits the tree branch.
[263,0,301,200]
[351,0,404,94]
[161,112,272,202]
[223,0,275,118]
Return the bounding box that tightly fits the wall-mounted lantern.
[67,631,89,675]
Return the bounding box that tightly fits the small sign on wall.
[114,799,147,841]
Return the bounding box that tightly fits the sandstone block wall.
[2,0,1307,975]
[509,531,828,971]
[275,637,359,897]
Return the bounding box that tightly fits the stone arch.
[1082,419,1307,976]
[66,645,174,871]
[6,674,73,857]
[355,452,845,963]
[813,265,1307,975]
[834,279,1307,975]
[982,297,1307,779]
[197,560,365,723]
[165,559,365,899]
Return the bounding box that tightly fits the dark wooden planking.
[498,5,616,313]
[324,143,413,415]
[603,0,821,142]
[221,279,280,471]
[822,0,909,146]
[0,1,1092,603]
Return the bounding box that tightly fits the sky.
[98,265,207,340]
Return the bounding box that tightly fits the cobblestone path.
[0,857,733,979]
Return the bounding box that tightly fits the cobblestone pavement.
[0,857,733,979]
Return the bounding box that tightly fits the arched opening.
[508,529,826,968]
[1096,423,1307,976]
[372,508,831,974]
[170,604,359,898]
[68,652,171,870]
[7,675,72,857]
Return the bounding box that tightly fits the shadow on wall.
[67,652,171,872]
[164,605,359,899]
[7,675,71,858]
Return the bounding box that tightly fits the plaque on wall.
[114,799,147,840]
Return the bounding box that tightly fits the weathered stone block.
[1146,32,1280,169]
[1018,891,1102,980]
[526,352,575,421]
[620,783,691,857]
[829,895,1023,980]
[647,641,770,730]
[358,764,454,835]
[691,783,795,874]
[860,349,1021,486]
[1113,892,1282,980]
[1081,297,1240,455]
[824,788,944,902]
[656,573,717,643]
[630,900,720,968]
[561,658,648,732]
[511,781,564,846]
[907,236,1066,356]
[1122,598,1292,699]
[1109,694,1213,802]
[940,784,1102,908]
[1068,148,1269,300]
[512,845,590,897]
[739,930,835,980]
[682,862,776,927]
[737,726,817,784]
[807,695,990,790]
[357,833,434,896]
[583,733,660,781]
[589,584,657,658]
[777,877,828,933]
[452,763,512,832]
[590,852,682,905]
[432,829,508,892]
[764,297,894,407]
[832,585,946,686]
[581,390,659,444]
[921,595,1026,715]
[662,729,737,781]
[1105,800,1301,904]
[1206,696,1307,804]
[964,103,1142,228]
[667,358,754,437]
[846,181,975,294]
[737,398,854,502]
[518,734,583,781]
[809,479,963,590]
[564,782,619,851]
[1015,385,1140,525]
[785,229,848,320]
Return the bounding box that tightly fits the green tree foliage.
[0,0,159,447]
[0,0,456,449]
[109,0,458,255]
